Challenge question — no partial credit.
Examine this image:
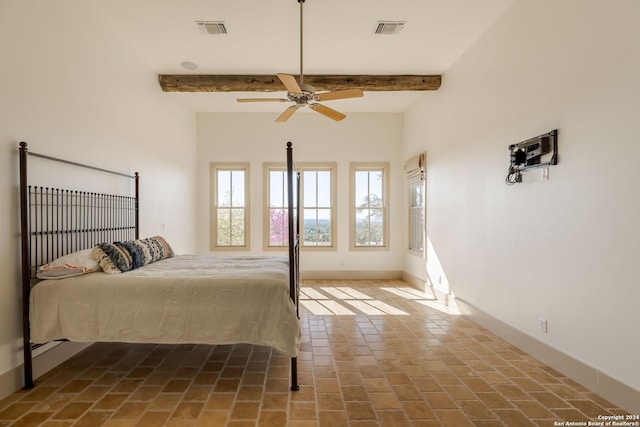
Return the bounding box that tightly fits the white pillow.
[36,248,101,280]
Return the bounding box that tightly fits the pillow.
[36,248,101,280]
[133,236,174,263]
[92,242,134,274]
[91,236,174,274]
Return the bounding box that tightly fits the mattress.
[29,255,300,357]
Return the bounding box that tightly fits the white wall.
[0,1,197,396]
[196,113,405,274]
[404,0,640,391]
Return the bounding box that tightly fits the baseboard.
[301,270,403,280]
[456,297,640,414]
[0,342,90,401]
[401,271,426,291]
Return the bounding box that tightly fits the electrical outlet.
[539,318,548,333]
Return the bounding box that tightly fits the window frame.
[349,162,390,251]
[298,162,337,251]
[210,162,250,251]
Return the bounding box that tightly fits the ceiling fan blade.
[237,98,289,103]
[314,88,364,101]
[275,105,300,122]
[277,73,303,94]
[309,103,346,121]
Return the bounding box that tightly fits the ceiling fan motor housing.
[288,83,316,104]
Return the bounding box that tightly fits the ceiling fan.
[236,0,364,122]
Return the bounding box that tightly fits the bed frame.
[18,141,301,391]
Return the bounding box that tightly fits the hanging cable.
[505,164,521,185]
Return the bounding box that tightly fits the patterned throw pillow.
[92,242,134,274]
[91,236,174,274]
[133,236,174,264]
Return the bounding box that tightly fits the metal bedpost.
[19,142,34,389]
[134,172,140,240]
[296,168,301,317]
[286,141,300,392]
[286,142,296,304]
[290,357,299,392]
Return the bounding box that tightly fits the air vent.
[374,21,406,35]
[196,21,228,35]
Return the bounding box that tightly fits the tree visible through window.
[268,169,289,247]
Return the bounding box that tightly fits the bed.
[18,141,301,391]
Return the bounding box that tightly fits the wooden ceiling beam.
[158,74,441,92]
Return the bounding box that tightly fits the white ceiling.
[91,0,514,114]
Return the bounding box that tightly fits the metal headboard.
[18,141,139,389]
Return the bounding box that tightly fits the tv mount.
[506,129,558,184]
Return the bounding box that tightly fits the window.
[300,163,336,249]
[210,163,249,250]
[350,163,389,249]
[264,164,289,249]
[405,152,426,256]
[408,181,425,252]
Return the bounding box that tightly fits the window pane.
[409,180,425,252]
[410,206,424,251]
[217,208,231,246]
[317,171,331,207]
[217,170,231,207]
[355,171,369,207]
[303,208,316,223]
[230,208,245,246]
[355,209,369,246]
[231,170,245,207]
[370,208,384,245]
[268,169,291,247]
[269,208,288,246]
[410,182,424,207]
[270,171,284,207]
[370,170,383,204]
[303,171,317,208]
[303,208,317,244]
[317,208,331,221]
[317,208,331,246]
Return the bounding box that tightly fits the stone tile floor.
[0,280,630,426]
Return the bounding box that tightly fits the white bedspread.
[30,255,300,357]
